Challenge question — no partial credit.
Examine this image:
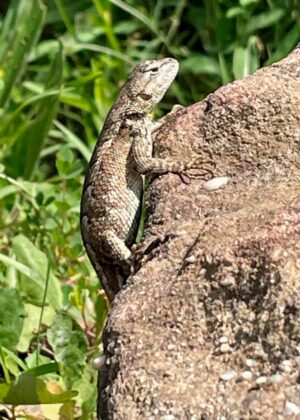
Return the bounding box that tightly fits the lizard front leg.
[131,123,210,175]
[151,104,185,133]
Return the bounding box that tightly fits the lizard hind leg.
[101,230,132,263]
[87,230,132,302]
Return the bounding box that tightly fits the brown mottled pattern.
[98,45,300,419]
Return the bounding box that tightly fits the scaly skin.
[80,58,204,302]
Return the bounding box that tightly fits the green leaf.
[218,52,231,85]
[57,146,74,163]
[246,9,285,33]
[0,346,27,371]
[0,288,26,350]
[60,91,94,112]
[239,0,259,5]
[11,234,63,310]
[0,0,46,107]
[54,120,92,162]
[47,312,88,389]
[72,365,97,415]
[94,294,108,339]
[0,383,10,401]
[110,0,162,40]
[226,7,245,19]
[17,303,55,353]
[26,362,59,377]
[180,54,220,76]
[16,42,64,179]
[232,40,260,79]
[55,146,83,178]
[2,374,77,404]
[25,351,53,370]
[233,46,248,79]
[266,22,300,65]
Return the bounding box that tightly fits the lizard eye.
[144,66,159,74]
[140,93,152,100]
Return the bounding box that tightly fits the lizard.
[80,57,210,302]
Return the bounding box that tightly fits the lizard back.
[80,58,180,301]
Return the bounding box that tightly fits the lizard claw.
[180,159,215,182]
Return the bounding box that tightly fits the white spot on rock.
[256,376,267,385]
[241,370,253,380]
[203,176,229,191]
[245,358,257,367]
[284,401,300,416]
[270,373,283,384]
[186,255,196,263]
[220,370,237,381]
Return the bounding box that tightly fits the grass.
[0,0,299,417]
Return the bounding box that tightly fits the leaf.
[16,42,64,179]
[233,46,248,79]
[25,351,53,370]
[110,0,160,39]
[239,0,259,5]
[2,374,76,404]
[0,0,46,107]
[54,120,91,162]
[0,383,10,401]
[218,52,232,85]
[180,54,220,76]
[55,145,83,179]
[226,7,245,19]
[72,365,97,415]
[17,304,56,353]
[47,312,88,389]
[57,146,74,163]
[0,253,36,279]
[266,22,300,65]
[11,234,63,310]
[0,288,26,350]
[246,8,285,33]
[26,362,59,377]
[94,294,108,340]
[0,346,27,371]
[60,91,94,112]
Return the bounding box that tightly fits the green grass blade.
[35,261,51,366]
[0,0,19,60]
[0,0,46,108]
[54,120,91,162]
[265,22,300,65]
[54,0,75,36]
[245,8,285,34]
[18,43,63,179]
[93,0,121,52]
[110,0,168,47]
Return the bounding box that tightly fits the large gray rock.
[98,45,300,419]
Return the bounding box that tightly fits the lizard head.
[126,58,179,113]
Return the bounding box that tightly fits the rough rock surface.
[98,45,300,419]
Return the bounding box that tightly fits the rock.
[98,45,300,419]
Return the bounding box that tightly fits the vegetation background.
[0,0,298,417]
